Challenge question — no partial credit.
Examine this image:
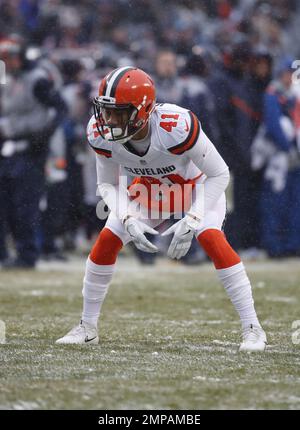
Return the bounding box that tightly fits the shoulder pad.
[86,115,112,158]
[154,105,201,155]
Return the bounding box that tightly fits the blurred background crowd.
[0,0,300,269]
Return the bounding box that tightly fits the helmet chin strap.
[104,116,149,145]
[104,124,133,145]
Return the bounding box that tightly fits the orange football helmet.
[93,66,156,144]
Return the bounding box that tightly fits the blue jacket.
[263,81,296,152]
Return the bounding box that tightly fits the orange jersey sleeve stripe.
[169,111,200,155]
[90,146,112,158]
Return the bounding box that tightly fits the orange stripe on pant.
[90,228,123,265]
[197,229,241,269]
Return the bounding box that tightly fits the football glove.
[123,215,159,253]
[162,213,202,259]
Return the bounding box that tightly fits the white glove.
[123,216,159,253]
[161,213,202,259]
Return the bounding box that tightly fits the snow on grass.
[0,256,299,409]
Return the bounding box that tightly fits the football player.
[56,67,267,351]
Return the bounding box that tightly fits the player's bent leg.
[56,227,123,345]
[197,227,267,352]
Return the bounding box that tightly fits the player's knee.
[197,229,241,269]
[90,227,123,265]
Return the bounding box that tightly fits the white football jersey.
[87,103,202,185]
[87,103,229,216]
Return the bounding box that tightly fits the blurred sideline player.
[56,67,267,352]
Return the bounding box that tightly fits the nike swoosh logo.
[85,336,97,343]
[184,119,189,132]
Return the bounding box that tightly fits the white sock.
[81,257,115,328]
[217,262,261,331]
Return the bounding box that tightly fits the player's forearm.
[204,169,229,211]
[187,130,230,215]
[189,169,229,217]
[97,181,131,221]
[96,154,131,220]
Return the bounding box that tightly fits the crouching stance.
[56,67,266,352]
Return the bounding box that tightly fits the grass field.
[0,256,299,410]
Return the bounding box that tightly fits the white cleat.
[239,324,267,352]
[56,320,99,345]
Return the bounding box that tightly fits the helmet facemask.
[93,96,146,145]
